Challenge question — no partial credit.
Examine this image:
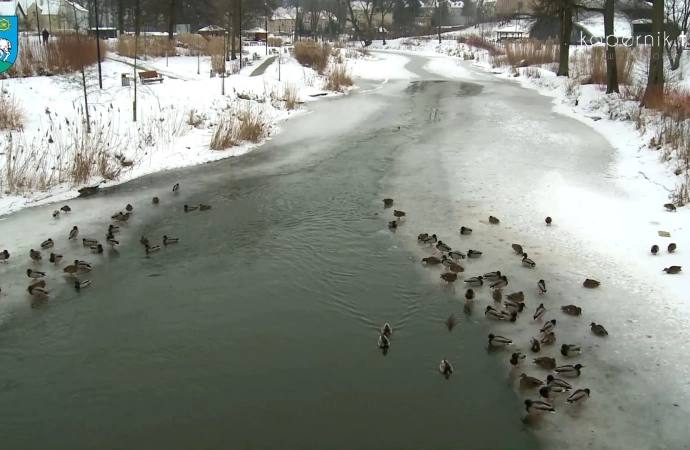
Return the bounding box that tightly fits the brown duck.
[417,233,429,241]
[383,198,394,207]
[590,322,609,336]
[393,210,405,219]
[540,333,557,345]
[200,204,212,211]
[533,357,556,370]
[506,291,525,302]
[519,373,544,389]
[445,314,457,331]
[440,272,458,284]
[561,305,582,316]
[489,215,500,224]
[663,266,682,274]
[583,278,601,288]
[422,256,441,265]
[664,203,676,212]
[140,236,150,247]
[512,244,523,255]
[668,243,677,253]
[152,197,159,204]
[651,245,659,255]
[545,216,552,226]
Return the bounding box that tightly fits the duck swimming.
[445,314,457,331]
[381,323,392,336]
[106,236,119,248]
[163,235,179,245]
[510,352,526,368]
[200,204,212,212]
[378,334,390,349]
[439,359,453,376]
[488,334,513,347]
[460,226,472,235]
[538,279,547,295]
[68,226,79,240]
[184,205,198,212]
[521,253,536,268]
[465,276,483,287]
[74,280,91,289]
[145,244,161,254]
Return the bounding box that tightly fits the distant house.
[530,10,633,45]
[268,7,296,35]
[420,0,468,26]
[198,25,226,38]
[0,0,28,29]
[16,0,88,33]
[345,1,393,31]
[496,0,533,16]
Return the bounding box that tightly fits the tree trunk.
[557,3,572,77]
[231,0,236,61]
[168,0,177,41]
[134,0,141,36]
[117,0,124,35]
[642,0,664,107]
[604,0,618,94]
[381,11,386,44]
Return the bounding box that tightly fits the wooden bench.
[138,70,163,84]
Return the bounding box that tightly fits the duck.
[448,250,466,260]
[199,204,212,211]
[381,323,393,336]
[651,244,659,255]
[440,272,458,284]
[441,255,457,268]
[118,212,131,223]
[530,337,541,352]
[519,373,544,389]
[500,310,519,322]
[488,334,513,347]
[521,253,536,268]
[545,216,552,226]
[422,234,438,245]
[393,210,405,219]
[533,303,546,321]
[0,249,9,262]
[490,276,508,290]
[184,204,198,212]
[68,226,79,240]
[540,319,557,334]
[152,197,160,204]
[465,288,476,302]
[28,284,49,299]
[540,384,567,402]
[506,291,524,302]
[61,205,72,212]
[467,250,482,258]
[49,253,63,264]
[111,211,124,220]
[485,305,504,320]
[75,260,92,271]
[525,399,555,416]
[663,266,682,274]
[510,352,526,368]
[533,357,556,370]
[378,334,390,349]
[492,289,502,302]
[53,210,60,219]
[561,305,582,316]
[383,198,394,207]
[140,236,150,246]
[422,256,441,265]
[436,241,451,252]
[483,271,502,281]
[465,276,483,287]
[388,220,397,229]
[40,238,54,249]
[664,203,676,212]
[145,244,161,254]
[30,279,47,288]
[590,322,608,336]
[554,364,584,377]
[668,243,677,253]
[540,332,557,345]
[566,388,590,405]
[489,216,500,224]
[460,226,472,235]
[512,244,524,255]
[63,264,78,276]
[83,238,98,247]
[27,268,46,279]
[546,374,573,390]
[417,233,429,241]
[108,225,120,234]
[583,278,601,288]
[74,280,91,289]
[504,300,525,313]
[106,236,119,248]
[538,279,547,295]
[445,314,457,330]
[29,249,42,262]
[439,359,453,376]
[91,244,104,254]
[163,235,179,245]
[173,183,180,193]
[126,204,133,213]
[560,344,581,357]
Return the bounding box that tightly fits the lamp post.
[265,3,268,55]
[437,0,441,44]
[94,0,103,88]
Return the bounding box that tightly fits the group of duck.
[0,183,212,300]
[378,198,615,419]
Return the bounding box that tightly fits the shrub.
[116,35,177,59]
[325,64,353,92]
[282,82,299,110]
[570,45,636,86]
[0,93,24,131]
[4,36,105,78]
[293,41,331,74]
[459,36,504,57]
[209,103,270,150]
[493,39,558,67]
[268,37,283,47]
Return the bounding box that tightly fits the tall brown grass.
[268,37,283,47]
[457,36,504,56]
[209,103,270,150]
[4,36,105,78]
[293,41,332,74]
[0,93,24,130]
[282,82,299,110]
[325,64,353,92]
[493,39,558,68]
[116,34,177,58]
[570,46,635,85]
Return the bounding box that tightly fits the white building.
[3,0,89,33]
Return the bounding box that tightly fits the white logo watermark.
[579,31,688,49]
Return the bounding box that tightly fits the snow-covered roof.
[575,11,632,38]
[272,6,297,20]
[198,25,226,32]
[16,0,88,14]
[245,27,267,33]
[496,19,536,34]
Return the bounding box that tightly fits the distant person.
[42,29,49,45]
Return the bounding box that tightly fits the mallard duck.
[520,373,544,388]
[108,225,120,234]
[507,291,524,302]
[534,303,546,321]
[664,203,676,212]
[126,204,133,213]
[489,216,500,224]
[118,212,131,222]
[74,280,91,289]
[83,238,98,247]
[388,220,397,229]
[554,364,584,377]
[27,268,46,279]
[651,244,659,255]
[139,236,149,247]
[538,279,547,295]
[152,197,160,204]
[145,244,161,254]
[590,322,608,336]
[29,279,46,290]
[511,244,524,255]
[75,260,92,271]
[583,278,601,288]
[111,212,124,220]
[540,319,556,334]
[566,388,590,405]
[381,323,392,336]
[500,310,518,322]
[545,216,552,226]
[560,344,581,357]
[29,249,42,262]
[440,254,454,268]
[521,253,536,268]
[540,332,557,345]
[663,266,682,274]
[490,276,508,290]
[467,250,482,258]
[465,276,483,287]
[417,233,429,241]
[63,264,78,276]
[422,256,441,265]
[439,359,453,376]
[510,352,526,368]
[0,249,9,262]
[460,226,472,235]
[163,235,179,245]
[445,314,457,330]
[441,272,458,284]
[383,198,394,207]
[492,289,502,302]
[465,288,475,302]
[106,236,119,248]
[184,204,198,212]
[546,375,572,390]
[448,250,466,260]
[28,284,49,299]
[40,238,54,249]
[540,384,567,401]
[200,204,212,211]
[173,183,180,192]
[504,300,525,313]
[393,210,405,219]
[61,205,72,212]
[49,253,63,264]
[436,241,451,252]
[91,244,104,254]
[485,305,504,320]
[525,399,555,416]
[530,337,541,352]
[422,234,438,245]
[561,305,582,316]
[68,226,79,240]
[668,243,677,253]
[53,210,60,219]
[484,271,502,281]
[488,334,513,347]
[378,334,390,349]
[534,357,556,370]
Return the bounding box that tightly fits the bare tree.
[376,0,395,44]
[664,0,689,70]
[344,0,379,45]
[643,0,664,106]
[168,0,178,40]
[306,0,323,35]
[531,0,575,76]
[71,1,91,133]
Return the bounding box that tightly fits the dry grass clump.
[4,37,105,78]
[457,36,504,56]
[282,82,299,110]
[493,39,558,68]
[570,45,636,85]
[209,103,270,150]
[268,37,283,47]
[177,33,207,51]
[293,41,331,74]
[0,93,24,131]
[116,35,177,58]
[325,64,353,92]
